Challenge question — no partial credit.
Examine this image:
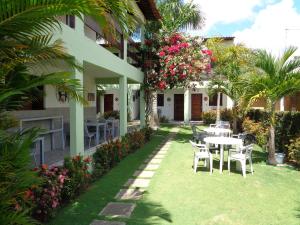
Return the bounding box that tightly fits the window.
[209,93,223,106]
[66,15,75,28]
[157,94,164,107]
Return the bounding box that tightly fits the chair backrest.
[189,140,209,153]
[216,121,230,129]
[191,125,197,135]
[84,123,91,137]
[242,144,254,156]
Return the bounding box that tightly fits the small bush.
[126,130,145,151]
[286,137,300,165]
[103,110,119,119]
[159,115,169,123]
[202,111,216,124]
[141,127,153,142]
[242,117,268,148]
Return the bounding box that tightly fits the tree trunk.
[149,91,159,129]
[216,92,221,122]
[232,101,238,134]
[268,104,277,165]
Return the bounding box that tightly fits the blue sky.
[188,0,300,54]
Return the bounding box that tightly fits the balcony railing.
[127,38,142,68]
[84,16,124,60]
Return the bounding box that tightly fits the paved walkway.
[90,127,179,225]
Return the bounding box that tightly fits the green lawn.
[49,126,300,225]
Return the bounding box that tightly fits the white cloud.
[190,0,270,32]
[234,0,300,55]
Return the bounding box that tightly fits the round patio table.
[203,127,232,136]
[203,137,243,174]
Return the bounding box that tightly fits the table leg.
[220,144,224,174]
[96,125,99,145]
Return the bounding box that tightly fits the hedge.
[246,109,300,153]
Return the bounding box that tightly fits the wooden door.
[104,94,113,112]
[174,94,184,121]
[191,94,203,121]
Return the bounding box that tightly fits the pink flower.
[202,49,213,56]
[158,81,167,90]
[159,51,166,57]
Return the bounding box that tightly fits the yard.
[49,126,300,225]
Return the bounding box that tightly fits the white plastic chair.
[189,140,213,174]
[228,144,254,177]
[84,124,96,148]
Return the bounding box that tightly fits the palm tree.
[207,40,254,132]
[155,0,204,33]
[244,47,300,165]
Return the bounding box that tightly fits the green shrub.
[242,117,268,148]
[246,110,300,153]
[126,130,145,152]
[159,115,169,123]
[141,127,153,142]
[202,111,216,124]
[286,136,300,165]
[220,109,234,124]
[103,110,119,119]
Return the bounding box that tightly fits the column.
[100,95,104,115]
[123,38,128,61]
[184,88,190,124]
[70,66,84,156]
[140,88,146,128]
[119,76,128,136]
[280,97,285,111]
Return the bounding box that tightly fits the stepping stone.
[124,178,150,188]
[152,155,165,159]
[90,220,125,225]
[133,170,155,178]
[139,164,160,170]
[114,188,145,200]
[99,202,135,218]
[146,158,162,164]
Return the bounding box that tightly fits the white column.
[184,89,190,124]
[119,76,128,136]
[70,65,84,156]
[280,97,285,111]
[123,39,128,61]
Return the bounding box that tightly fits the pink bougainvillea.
[145,33,214,90]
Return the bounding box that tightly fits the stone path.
[92,127,179,225]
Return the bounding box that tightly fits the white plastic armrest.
[210,124,216,128]
[195,143,207,148]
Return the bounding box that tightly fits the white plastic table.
[204,137,243,174]
[203,127,232,136]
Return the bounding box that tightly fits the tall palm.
[207,40,254,132]
[244,47,300,165]
[156,0,204,32]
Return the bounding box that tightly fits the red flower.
[83,157,92,163]
[159,51,166,57]
[144,39,152,46]
[41,164,48,170]
[158,81,167,90]
[24,189,33,200]
[211,56,217,62]
[202,49,213,56]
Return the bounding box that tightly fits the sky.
[188,0,300,55]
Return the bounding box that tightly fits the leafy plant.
[103,110,120,119]
[202,111,216,125]
[286,137,300,165]
[159,115,169,123]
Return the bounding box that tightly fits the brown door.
[191,94,203,121]
[104,94,113,112]
[174,94,184,121]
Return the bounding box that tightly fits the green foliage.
[157,0,204,32]
[102,110,120,119]
[246,109,300,154]
[286,136,300,165]
[93,129,149,179]
[202,111,216,125]
[0,130,41,225]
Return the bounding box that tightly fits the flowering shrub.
[145,33,213,90]
[31,165,67,222]
[29,156,92,222]
[93,129,149,178]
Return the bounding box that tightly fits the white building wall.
[157,81,230,121]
